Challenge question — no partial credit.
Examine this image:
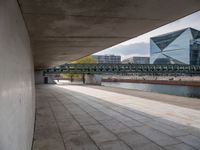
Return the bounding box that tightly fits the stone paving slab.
[83,124,118,144]
[33,85,200,150]
[73,114,99,126]
[133,126,181,146]
[89,85,200,110]
[183,127,200,138]
[178,135,200,150]
[88,111,114,121]
[33,139,66,150]
[63,131,98,150]
[100,119,132,134]
[57,119,82,133]
[118,131,164,150]
[144,120,189,137]
[60,85,200,128]
[99,140,131,150]
[165,143,197,150]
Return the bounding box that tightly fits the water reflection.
[102,82,200,98]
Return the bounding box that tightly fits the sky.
[94,11,200,60]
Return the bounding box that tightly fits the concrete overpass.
[0,0,200,150]
[18,0,200,69]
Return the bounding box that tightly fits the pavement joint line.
[89,85,200,111]
[52,86,167,150]
[53,90,134,150]
[55,85,200,149]
[47,93,68,150]
[49,88,101,150]
[57,86,156,121]
[55,87,164,128]
[163,142,200,150]
[56,86,194,131]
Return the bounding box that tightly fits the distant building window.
[93,55,121,64]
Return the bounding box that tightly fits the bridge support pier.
[35,71,56,84]
[85,74,102,85]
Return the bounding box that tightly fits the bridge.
[45,64,200,75]
[1,1,200,150]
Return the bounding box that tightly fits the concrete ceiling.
[18,0,200,69]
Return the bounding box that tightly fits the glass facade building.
[150,28,200,65]
[190,39,200,65]
[93,55,121,64]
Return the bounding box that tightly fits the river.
[102,82,200,98]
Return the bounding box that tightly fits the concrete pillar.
[85,74,102,85]
[35,71,56,84]
[35,71,44,84]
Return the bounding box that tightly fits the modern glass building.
[190,39,200,65]
[150,28,200,65]
[93,55,121,64]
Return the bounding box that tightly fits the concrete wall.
[35,71,44,84]
[85,74,102,85]
[0,1,35,150]
[35,71,56,84]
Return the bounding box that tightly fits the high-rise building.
[93,55,121,64]
[150,28,200,65]
[122,56,149,64]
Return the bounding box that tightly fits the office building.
[122,56,149,64]
[190,38,200,65]
[93,55,121,64]
[150,28,200,65]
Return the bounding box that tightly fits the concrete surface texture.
[89,85,200,110]
[85,74,102,85]
[34,85,200,150]
[35,71,56,84]
[35,71,45,84]
[0,0,35,150]
[18,0,200,69]
[103,75,200,81]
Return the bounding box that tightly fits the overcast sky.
[94,11,200,60]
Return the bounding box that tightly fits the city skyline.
[94,11,200,60]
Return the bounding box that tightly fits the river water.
[102,82,200,98]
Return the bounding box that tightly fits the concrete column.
[85,74,102,85]
[35,71,44,84]
[35,71,56,84]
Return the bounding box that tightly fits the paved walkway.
[33,85,200,150]
[89,85,200,110]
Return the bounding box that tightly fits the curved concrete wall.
[0,0,35,150]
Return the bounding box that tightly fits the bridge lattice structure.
[44,64,200,75]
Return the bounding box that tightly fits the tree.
[72,55,97,64]
[61,55,97,82]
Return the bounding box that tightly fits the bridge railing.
[44,64,200,75]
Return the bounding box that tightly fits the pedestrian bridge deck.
[33,85,200,150]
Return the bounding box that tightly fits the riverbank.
[102,78,200,87]
[88,84,200,110]
[102,75,200,87]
